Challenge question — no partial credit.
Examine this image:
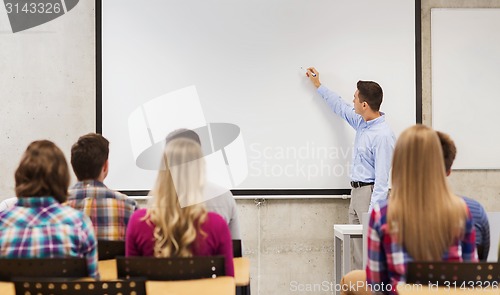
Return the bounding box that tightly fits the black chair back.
[13,278,146,295]
[233,239,242,258]
[98,240,125,260]
[0,257,88,281]
[116,256,226,280]
[406,262,500,285]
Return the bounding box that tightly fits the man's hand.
[306,67,321,88]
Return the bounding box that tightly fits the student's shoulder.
[130,208,148,220]
[371,200,389,225]
[462,196,484,208]
[206,211,226,223]
[59,204,92,225]
[110,190,137,205]
[205,212,230,231]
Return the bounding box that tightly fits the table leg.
[342,234,351,276]
[334,236,342,295]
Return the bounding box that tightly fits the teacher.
[306,67,395,270]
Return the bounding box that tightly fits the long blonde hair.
[387,125,467,261]
[145,138,207,258]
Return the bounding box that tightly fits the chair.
[116,256,226,280]
[487,212,500,262]
[98,240,125,260]
[232,240,251,295]
[13,278,146,295]
[233,240,242,258]
[406,261,500,285]
[0,258,88,281]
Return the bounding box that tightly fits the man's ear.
[102,159,109,174]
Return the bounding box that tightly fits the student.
[340,125,477,295]
[67,133,137,241]
[0,197,17,212]
[306,67,395,269]
[125,137,234,276]
[437,131,490,261]
[165,128,241,240]
[0,140,98,278]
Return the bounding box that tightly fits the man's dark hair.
[15,140,70,203]
[436,131,457,172]
[357,80,383,111]
[71,133,109,180]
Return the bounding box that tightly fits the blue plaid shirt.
[0,196,99,278]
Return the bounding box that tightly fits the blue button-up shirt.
[318,85,395,206]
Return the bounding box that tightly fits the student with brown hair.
[0,140,98,278]
[67,133,137,241]
[437,131,490,261]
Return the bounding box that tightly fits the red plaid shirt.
[366,200,477,294]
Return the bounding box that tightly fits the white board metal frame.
[96,0,421,197]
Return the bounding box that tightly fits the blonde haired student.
[341,125,477,295]
[125,137,234,276]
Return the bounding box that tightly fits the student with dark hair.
[306,67,395,269]
[437,130,490,260]
[0,140,98,278]
[67,133,137,241]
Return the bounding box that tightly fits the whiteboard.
[431,8,500,169]
[100,0,417,192]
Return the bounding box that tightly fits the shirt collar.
[72,179,107,189]
[365,112,386,127]
[16,196,59,208]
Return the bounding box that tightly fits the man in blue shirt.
[437,131,490,260]
[306,67,395,270]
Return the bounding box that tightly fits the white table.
[333,224,363,295]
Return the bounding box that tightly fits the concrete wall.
[0,1,499,295]
[0,1,96,195]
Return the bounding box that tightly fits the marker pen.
[301,66,317,77]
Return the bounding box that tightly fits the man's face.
[353,90,364,114]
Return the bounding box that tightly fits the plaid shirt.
[67,180,137,241]
[0,196,98,278]
[366,200,477,295]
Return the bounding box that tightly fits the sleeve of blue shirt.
[317,85,363,129]
[480,211,490,260]
[370,135,395,209]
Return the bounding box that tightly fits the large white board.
[101,0,416,192]
[432,8,500,169]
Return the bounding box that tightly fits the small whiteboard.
[431,8,500,169]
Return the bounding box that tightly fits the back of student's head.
[388,124,467,261]
[15,140,70,203]
[165,129,201,146]
[436,131,457,173]
[147,137,207,258]
[71,133,109,181]
[357,80,383,111]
